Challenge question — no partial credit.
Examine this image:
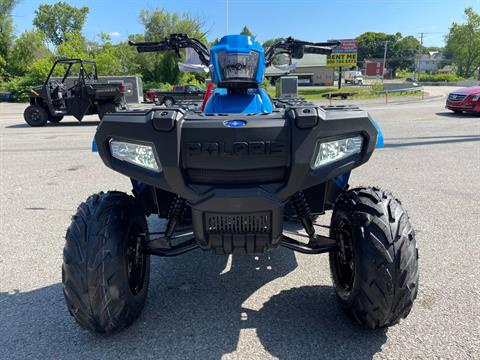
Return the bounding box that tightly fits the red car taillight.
[117,84,125,93]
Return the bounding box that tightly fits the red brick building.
[363,58,385,77]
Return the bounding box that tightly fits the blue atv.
[62,34,418,333]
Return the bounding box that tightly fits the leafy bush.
[395,70,411,79]
[419,73,465,82]
[95,50,123,76]
[261,77,272,89]
[0,77,36,102]
[1,57,62,102]
[27,58,56,84]
[178,72,205,88]
[143,81,173,92]
[371,83,384,92]
[143,72,207,94]
[0,55,7,80]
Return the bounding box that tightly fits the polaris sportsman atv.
[62,34,419,333]
[24,59,125,127]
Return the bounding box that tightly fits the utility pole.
[382,41,389,81]
[338,67,342,89]
[225,0,229,35]
[415,32,425,81]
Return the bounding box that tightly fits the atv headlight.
[311,136,363,169]
[110,140,160,172]
[218,51,259,82]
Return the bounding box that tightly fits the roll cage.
[44,59,98,86]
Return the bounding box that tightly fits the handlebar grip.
[135,45,169,53]
[312,41,341,47]
[303,46,334,55]
[129,41,169,52]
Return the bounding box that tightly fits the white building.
[419,52,443,74]
[265,54,334,86]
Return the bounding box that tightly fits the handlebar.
[129,34,340,69]
[264,38,340,66]
[129,33,210,66]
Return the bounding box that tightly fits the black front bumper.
[95,105,378,253]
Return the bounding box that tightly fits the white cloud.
[108,31,121,37]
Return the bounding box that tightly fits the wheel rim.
[30,109,41,123]
[333,221,355,293]
[165,99,173,106]
[126,226,147,295]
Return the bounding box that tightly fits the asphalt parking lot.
[0,94,479,359]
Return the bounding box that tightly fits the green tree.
[240,26,254,38]
[357,32,420,76]
[0,0,19,77]
[56,33,89,59]
[139,8,206,41]
[26,58,55,84]
[445,7,480,78]
[114,40,142,75]
[209,38,220,46]
[262,38,286,50]
[33,2,89,46]
[389,35,421,72]
[92,34,123,75]
[357,32,399,61]
[7,30,51,76]
[0,54,6,79]
[137,8,207,84]
[3,58,54,102]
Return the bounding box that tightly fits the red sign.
[330,39,358,53]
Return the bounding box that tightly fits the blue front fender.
[371,117,384,148]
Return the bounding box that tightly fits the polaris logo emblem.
[224,120,246,128]
[185,141,286,157]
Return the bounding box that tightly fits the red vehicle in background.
[446,86,480,114]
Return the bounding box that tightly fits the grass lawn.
[266,86,422,101]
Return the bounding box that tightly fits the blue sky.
[12,0,480,46]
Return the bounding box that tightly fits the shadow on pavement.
[384,135,480,148]
[387,134,480,141]
[435,111,480,118]
[0,248,386,360]
[5,120,100,129]
[256,286,387,359]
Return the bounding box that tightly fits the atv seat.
[51,83,67,109]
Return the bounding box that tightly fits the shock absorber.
[290,191,315,238]
[165,196,187,238]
